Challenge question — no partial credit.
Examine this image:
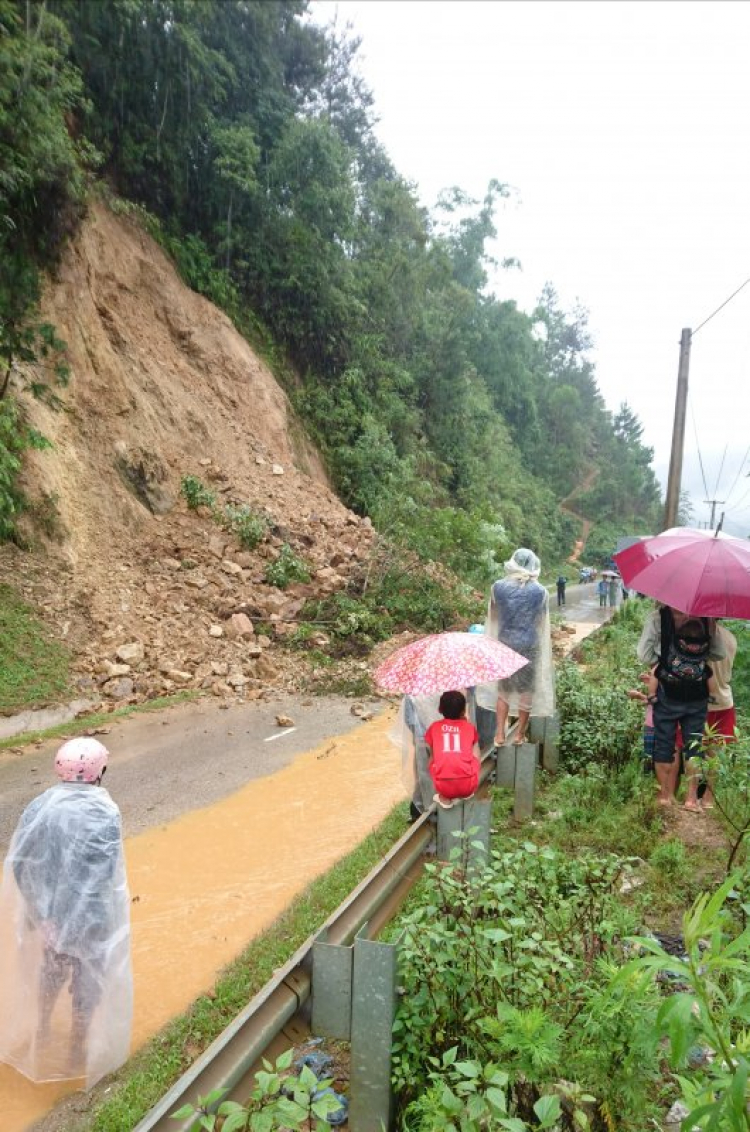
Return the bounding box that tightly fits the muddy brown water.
[1,710,401,1132]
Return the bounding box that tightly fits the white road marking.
[264,727,297,742]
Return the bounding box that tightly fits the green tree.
[0,0,87,539]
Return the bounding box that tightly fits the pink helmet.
[55,737,109,783]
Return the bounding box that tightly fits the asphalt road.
[0,585,617,853]
[0,693,384,853]
[556,579,617,623]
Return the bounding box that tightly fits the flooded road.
[0,707,401,1131]
[556,580,614,650]
[0,596,613,1130]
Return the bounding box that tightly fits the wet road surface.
[0,593,615,1130]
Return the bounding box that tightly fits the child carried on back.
[424,690,480,810]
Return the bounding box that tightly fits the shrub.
[615,873,750,1132]
[393,839,661,1128]
[0,398,52,542]
[302,560,479,650]
[711,729,750,872]
[556,660,643,773]
[180,474,216,511]
[265,544,311,589]
[221,504,267,550]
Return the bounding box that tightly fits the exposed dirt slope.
[561,467,598,564]
[0,200,377,709]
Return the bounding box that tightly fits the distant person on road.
[476,547,555,746]
[424,691,480,809]
[608,575,619,608]
[637,605,725,808]
[556,574,567,607]
[597,577,608,607]
[0,738,132,1088]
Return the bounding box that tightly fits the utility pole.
[704,498,725,531]
[663,328,692,531]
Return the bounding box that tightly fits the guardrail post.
[350,928,399,1132]
[311,929,352,1040]
[514,743,536,821]
[495,743,516,788]
[542,714,560,772]
[495,743,537,821]
[312,924,400,1131]
[436,797,491,864]
[475,704,496,751]
[528,716,546,752]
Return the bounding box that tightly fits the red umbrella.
[614,527,750,618]
[374,631,528,696]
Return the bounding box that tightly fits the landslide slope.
[0,200,377,708]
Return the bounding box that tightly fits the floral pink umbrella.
[374,631,528,696]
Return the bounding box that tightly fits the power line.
[723,442,750,506]
[690,400,710,500]
[693,277,750,337]
[720,320,750,505]
[712,444,728,498]
[723,479,750,516]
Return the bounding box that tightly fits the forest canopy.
[0,0,661,575]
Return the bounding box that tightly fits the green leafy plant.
[556,605,648,774]
[180,475,217,511]
[302,554,479,653]
[614,873,750,1131]
[264,544,311,589]
[557,659,643,773]
[401,1050,567,1131]
[220,504,268,550]
[178,476,268,551]
[0,399,52,541]
[392,838,658,1127]
[170,1050,344,1131]
[710,730,750,872]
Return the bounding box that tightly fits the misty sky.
[310,0,750,534]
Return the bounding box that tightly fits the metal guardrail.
[134,810,437,1131]
[135,712,508,1132]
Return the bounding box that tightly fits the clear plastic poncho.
[0,783,132,1088]
[476,551,555,718]
[388,695,442,811]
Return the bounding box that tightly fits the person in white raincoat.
[476,548,554,745]
[0,738,132,1088]
[388,694,442,821]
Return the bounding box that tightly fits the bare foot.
[494,734,506,747]
[514,734,527,745]
[657,797,675,808]
[683,800,702,813]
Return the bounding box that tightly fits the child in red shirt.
[424,690,481,809]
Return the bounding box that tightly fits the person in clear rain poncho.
[476,548,555,745]
[389,694,442,821]
[0,738,132,1088]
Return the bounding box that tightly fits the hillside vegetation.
[0,0,660,588]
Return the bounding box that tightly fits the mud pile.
[0,200,377,710]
